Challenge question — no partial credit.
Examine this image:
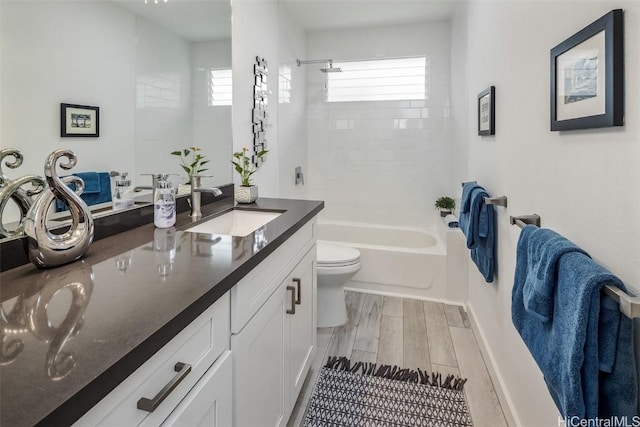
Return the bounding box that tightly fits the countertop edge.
[34,200,324,427]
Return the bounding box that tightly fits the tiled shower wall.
[306,22,452,228]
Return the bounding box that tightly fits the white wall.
[192,40,233,185]
[459,2,640,425]
[231,0,280,197]
[277,6,307,199]
[306,22,452,228]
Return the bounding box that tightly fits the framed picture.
[550,9,623,131]
[477,86,495,136]
[60,103,99,137]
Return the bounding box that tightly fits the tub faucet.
[190,175,222,221]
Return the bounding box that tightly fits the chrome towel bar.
[509,214,540,228]
[510,213,640,319]
[460,182,507,207]
[484,196,508,207]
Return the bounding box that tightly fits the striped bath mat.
[303,356,473,426]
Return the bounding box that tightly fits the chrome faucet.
[190,175,222,221]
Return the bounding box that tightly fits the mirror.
[0,0,232,241]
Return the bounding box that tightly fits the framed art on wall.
[477,86,495,136]
[60,103,100,137]
[550,9,623,131]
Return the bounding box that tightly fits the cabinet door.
[286,247,316,414]
[231,285,286,427]
[161,351,232,427]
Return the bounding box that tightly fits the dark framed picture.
[60,103,99,137]
[477,86,495,136]
[550,9,623,131]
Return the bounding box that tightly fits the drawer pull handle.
[137,362,192,412]
[286,285,296,315]
[293,278,301,305]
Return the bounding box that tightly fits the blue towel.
[521,227,590,322]
[512,227,638,420]
[460,181,481,214]
[460,184,495,282]
[55,172,112,212]
[444,214,459,228]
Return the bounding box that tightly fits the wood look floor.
[287,291,509,427]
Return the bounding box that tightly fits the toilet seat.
[317,242,361,268]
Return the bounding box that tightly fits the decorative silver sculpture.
[0,149,46,238]
[24,149,94,268]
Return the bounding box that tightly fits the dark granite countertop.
[0,197,323,427]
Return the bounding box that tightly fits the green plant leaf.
[199,160,210,166]
[256,150,268,157]
[180,165,191,175]
[234,164,243,174]
[183,149,190,156]
[170,151,182,156]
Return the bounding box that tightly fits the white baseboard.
[466,303,521,427]
[344,282,466,308]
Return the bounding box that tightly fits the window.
[326,56,427,102]
[208,68,232,106]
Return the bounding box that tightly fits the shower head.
[297,58,342,73]
[319,64,342,73]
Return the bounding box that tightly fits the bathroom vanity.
[0,197,323,427]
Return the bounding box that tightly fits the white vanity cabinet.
[73,293,231,427]
[231,220,317,427]
[72,216,317,427]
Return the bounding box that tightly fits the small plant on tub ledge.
[435,196,455,217]
[232,147,268,203]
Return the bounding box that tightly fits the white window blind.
[327,56,427,102]
[208,69,232,106]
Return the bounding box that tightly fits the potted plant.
[232,147,268,203]
[435,196,455,217]
[170,147,209,194]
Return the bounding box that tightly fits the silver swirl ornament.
[0,149,45,238]
[24,150,94,268]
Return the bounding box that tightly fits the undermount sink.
[185,210,283,236]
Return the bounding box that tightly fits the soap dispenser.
[113,172,134,211]
[154,175,176,228]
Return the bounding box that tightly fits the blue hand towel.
[460,187,489,248]
[460,181,481,214]
[459,185,495,282]
[55,172,112,212]
[521,227,590,322]
[469,191,494,282]
[512,228,638,420]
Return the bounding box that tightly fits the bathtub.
[317,221,457,301]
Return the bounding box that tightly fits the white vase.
[177,183,191,196]
[235,185,258,204]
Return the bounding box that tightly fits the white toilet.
[316,242,362,327]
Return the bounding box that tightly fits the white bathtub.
[317,221,452,300]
